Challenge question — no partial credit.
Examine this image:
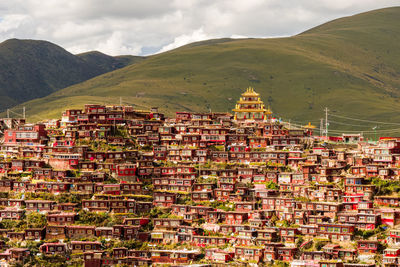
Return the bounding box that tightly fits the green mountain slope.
[12,7,400,130]
[77,51,144,71]
[0,39,142,111]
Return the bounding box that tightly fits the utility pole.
[23,107,25,119]
[320,118,323,137]
[325,107,329,139]
[6,109,9,119]
[120,97,122,106]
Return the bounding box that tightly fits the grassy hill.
[77,51,143,71]
[0,39,143,111]
[10,7,400,133]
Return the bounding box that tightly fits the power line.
[8,109,22,117]
[275,111,400,129]
[271,115,320,125]
[272,108,400,138]
[328,120,381,128]
[281,110,400,135]
[327,128,400,133]
[330,113,400,125]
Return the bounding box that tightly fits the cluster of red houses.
[0,97,400,266]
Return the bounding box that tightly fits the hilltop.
[0,39,143,111]
[9,7,400,130]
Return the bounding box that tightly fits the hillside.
[11,7,400,132]
[77,51,144,71]
[0,39,142,111]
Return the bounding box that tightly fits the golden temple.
[233,87,271,121]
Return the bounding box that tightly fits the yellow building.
[233,87,271,121]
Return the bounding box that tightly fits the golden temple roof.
[232,108,267,112]
[241,87,259,97]
[236,99,264,104]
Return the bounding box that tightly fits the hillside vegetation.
[0,39,143,111]
[9,7,400,131]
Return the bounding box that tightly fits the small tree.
[77,210,111,226]
[265,181,279,190]
[26,212,47,228]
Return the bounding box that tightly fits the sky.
[0,0,399,56]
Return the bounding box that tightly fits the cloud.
[0,14,32,36]
[0,0,399,56]
[230,34,248,39]
[96,31,143,55]
[158,27,214,53]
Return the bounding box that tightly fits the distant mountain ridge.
[5,7,400,131]
[0,39,143,111]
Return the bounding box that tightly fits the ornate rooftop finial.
[304,122,316,129]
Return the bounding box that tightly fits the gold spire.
[304,122,316,129]
[265,105,272,115]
